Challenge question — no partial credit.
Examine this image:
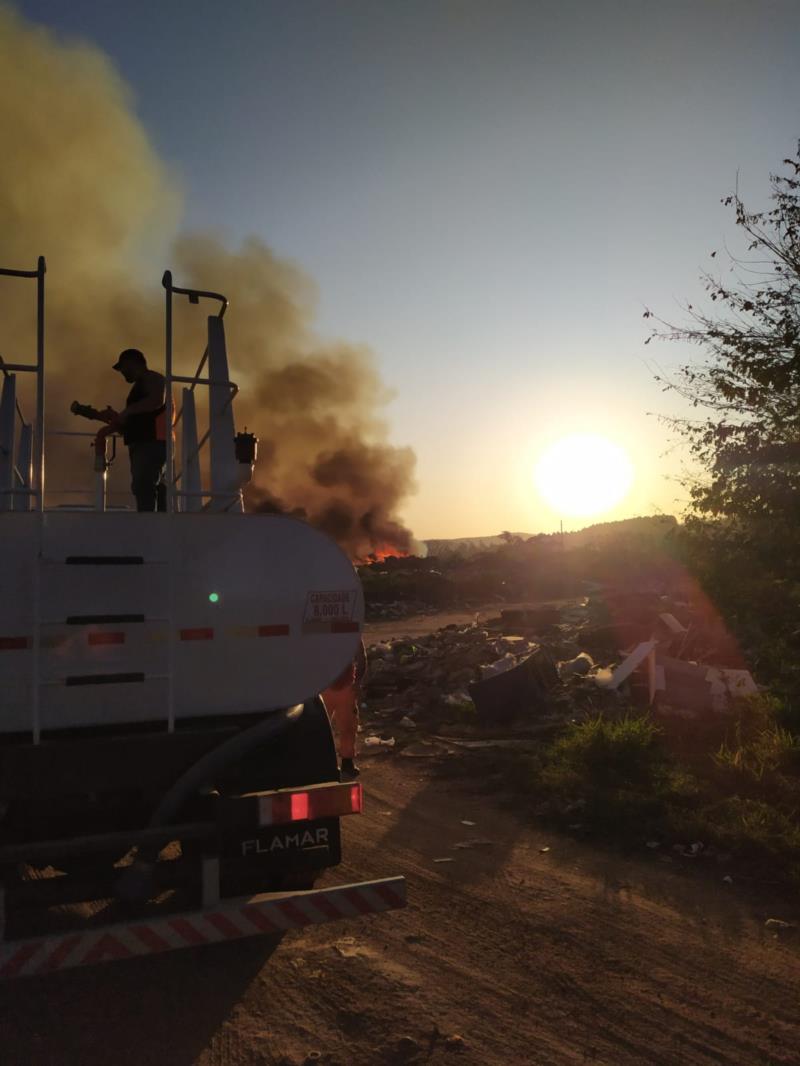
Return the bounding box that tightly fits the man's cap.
[113,348,146,371]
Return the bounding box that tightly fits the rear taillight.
[258,782,363,826]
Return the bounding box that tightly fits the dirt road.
[2,757,800,1066]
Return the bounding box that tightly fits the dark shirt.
[122,372,166,445]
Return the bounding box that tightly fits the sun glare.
[534,434,634,519]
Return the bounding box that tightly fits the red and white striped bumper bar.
[0,877,406,979]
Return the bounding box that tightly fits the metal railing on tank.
[162,271,241,513]
[0,257,46,512]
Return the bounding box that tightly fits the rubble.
[557,652,595,678]
[468,647,559,725]
[361,583,762,748]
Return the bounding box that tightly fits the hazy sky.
[14,0,800,537]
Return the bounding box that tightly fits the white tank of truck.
[0,262,363,740]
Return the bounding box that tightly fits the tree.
[647,145,800,696]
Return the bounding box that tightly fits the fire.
[354,545,410,566]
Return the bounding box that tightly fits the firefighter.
[322,639,367,778]
[111,348,168,512]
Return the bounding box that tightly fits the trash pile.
[360,587,759,748]
[362,623,560,744]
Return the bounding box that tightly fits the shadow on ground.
[0,935,281,1066]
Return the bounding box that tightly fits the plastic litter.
[557,652,595,678]
[481,653,518,680]
[362,735,396,748]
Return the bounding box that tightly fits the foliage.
[649,145,800,701]
[547,713,663,790]
[647,145,800,533]
[537,712,697,838]
[475,700,800,881]
[698,797,800,860]
[713,696,800,783]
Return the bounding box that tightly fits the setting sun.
[534,434,634,519]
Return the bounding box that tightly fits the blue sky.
[14,0,800,536]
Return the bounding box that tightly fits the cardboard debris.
[594,641,657,690]
[597,646,758,714]
[362,588,760,730]
[468,645,558,724]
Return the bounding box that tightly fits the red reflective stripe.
[168,917,207,946]
[205,912,241,939]
[308,894,343,921]
[82,933,132,965]
[0,941,41,978]
[258,624,290,637]
[343,888,373,915]
[241,905,279,934]
[131,925,171,953]
[88,632,125,646]
[331,621,360,634]
[0,637,28,651]
[277,900,313,927]
[373,882,406,909]
[179,628,214,641]
[41,935,83,973]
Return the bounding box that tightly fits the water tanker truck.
[0,258,405,979]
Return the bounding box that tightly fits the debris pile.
[364,623,563,737]
[361,584,759,747]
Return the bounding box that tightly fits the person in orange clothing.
[322,639,367,779]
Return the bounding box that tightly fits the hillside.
[424,515,677,559]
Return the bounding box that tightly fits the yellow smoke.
[0,6,416,559]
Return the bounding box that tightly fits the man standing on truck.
[112,348,168,512]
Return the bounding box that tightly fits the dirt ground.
[363,607,493,642]
[2,751,800,1066]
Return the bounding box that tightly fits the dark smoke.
[0,7,416,560]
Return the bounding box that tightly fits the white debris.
[362,735,396,748]
[557,652,595,678]
[594,641,658,690]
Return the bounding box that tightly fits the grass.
[474,699,800,885]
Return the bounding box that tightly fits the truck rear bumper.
[0,876,406,979]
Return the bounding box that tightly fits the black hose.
[116,703,304,902]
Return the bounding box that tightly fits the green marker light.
[208,592,220,604]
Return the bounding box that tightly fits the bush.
[536,713,700,839]
[700,796,800,860]
[713,696,800,785]
[547,714,663,791]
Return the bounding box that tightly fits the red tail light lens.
[259,782,363,826]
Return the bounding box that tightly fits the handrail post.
[35,256,45,512]
[163,271,174,515]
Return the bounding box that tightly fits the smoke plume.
[0,7,416,560]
